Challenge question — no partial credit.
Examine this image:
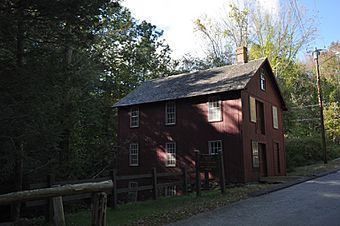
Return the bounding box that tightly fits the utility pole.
[312,48,327,164]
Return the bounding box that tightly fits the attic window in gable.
[260,70,266,91]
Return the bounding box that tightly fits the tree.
[283,42,340,143]
[193,1,316,73]
[249,1,316,78]
[0,0,174,193]
[301,42,340,142]
[194,16,234,67]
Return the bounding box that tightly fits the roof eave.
[262,58,288,111]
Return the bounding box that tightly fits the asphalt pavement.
[168,170,340,226]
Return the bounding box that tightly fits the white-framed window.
[165,142,176,167]
[272,106,278,129]
[129,181,138,190]
[129,143,139,166]
[128,181,138,202]
[130,107,139,128]
[208,140,222,155]
[165,185,176,197]
[251,141,259,168]
[208,96,222,122]
[260,71,266,91]
[249,96,256,123]
[165,102,176,125]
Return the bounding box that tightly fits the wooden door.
[273,143,280,175]
[259,143,267,177]
[256,101,265,134]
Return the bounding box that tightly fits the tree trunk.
[12,0,25,220]
[11,143,24,221]
[59,25,73,167]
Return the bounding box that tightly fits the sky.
[300,0,340,49]
[122,0,339,60]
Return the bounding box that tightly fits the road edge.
[249,169,340,197]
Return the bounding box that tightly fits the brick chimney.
[236,46,248,64]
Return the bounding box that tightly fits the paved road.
[169,171,340,226]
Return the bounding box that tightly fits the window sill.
[208,119,222,123]
[165,123,176,126]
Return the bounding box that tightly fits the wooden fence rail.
[0,181,113,226]
[1,167,192,225]
[0,181,113,205]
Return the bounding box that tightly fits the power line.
[290,118,320,122]
[290,104,319,109]
[290,102,338,109]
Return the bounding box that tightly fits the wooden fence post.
[111,170,117,209]
[219,151,226,194]
[204,170,209,189]
[52,196,65,226]
[195,150,201,197]
[91,192,107,226]
[182,168,188,195]
[47,174,55,222]
[152,168,158,200]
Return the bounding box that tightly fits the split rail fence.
[0,168,191,225]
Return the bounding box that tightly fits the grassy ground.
[65,158,340,226]
[64,158,340,226]
[288,158,340,177]
[66,184,272,226]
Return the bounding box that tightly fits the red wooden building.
[113,47,287,185]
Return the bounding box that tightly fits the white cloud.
[122,0,280,59]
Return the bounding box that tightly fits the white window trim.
[165,142,176,167]
[165,185,176,197]
[260,71,266,91]
[129,181,138,189]
[272,105,278,129]
[249,96,256,123]
[208,140,222,155]
[208,96,222,122]
[130,107,139,128]
[251,141,259,168]
[165,102,176,125]
[129,143,139,166]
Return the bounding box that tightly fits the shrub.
[285,137,321,170]
[285,137,340,171]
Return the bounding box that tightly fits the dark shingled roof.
[113,58,266,107]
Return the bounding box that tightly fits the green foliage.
[285,137,340,170]
[175,54,222,73]
[193,17,233,67]
[0,0,174,185]
[324,103,340,142]
[66,184,270,226]
[285,137,322,170]
[283,43,340,142]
